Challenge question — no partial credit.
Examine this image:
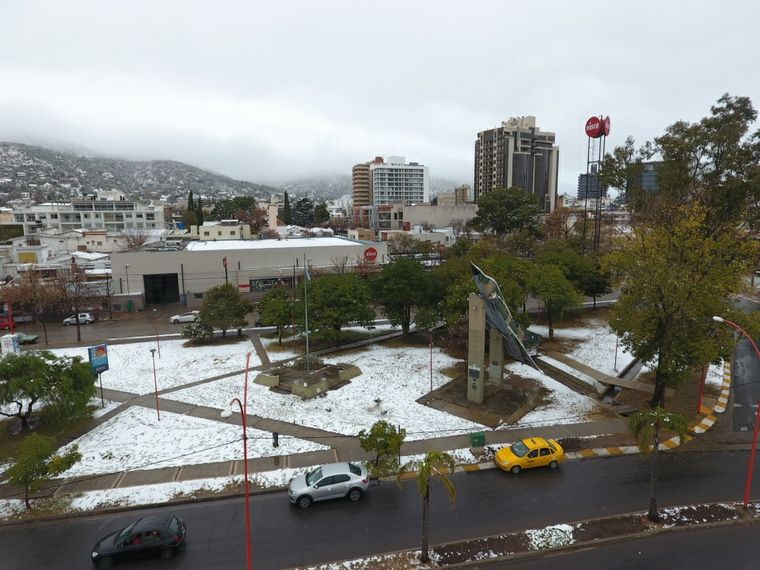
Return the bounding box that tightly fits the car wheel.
[64,322,72,326]
[97,557,114,569]
[160,547,176,560]
[549,460,558,469]
[510,465,521,474]
[347,488,363,502]
[297,495,312,509]
[171,319,178,324]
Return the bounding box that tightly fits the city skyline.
[0,0,758,197]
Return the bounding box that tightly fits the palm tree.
[397,451,457,563]
[629,407,689,522]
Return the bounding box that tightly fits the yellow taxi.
[495,437,564,474]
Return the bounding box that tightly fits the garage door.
[143,273,180,304]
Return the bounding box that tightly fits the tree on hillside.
[2,270,60,344]
[358,420,406,479]
[282,192,292,224]
[0,352,96,432]
[301,273,374,339]
[526,263,580,340]
[372,259,434,335]
[292,197,315,227]
[629,407,688,522]
[7,434,81,509]
[195,196,205,225]
[398,451,456,564]
[314,202,330,224]
[210,196,257,221]
[259,285,293,345]
[605,206,754,406]
[470,187,543,236]
[200,283,254,337]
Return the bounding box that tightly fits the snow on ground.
[52,338,258,395]
[400,447,480,468]
[171,343,488,441]
[59,406,329,477]
[538,355,606,394]
[705,360,724,388]
[526,523,576,550]
[504,363,605,427]
[529,322,635,376]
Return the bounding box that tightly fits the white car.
[169,311,200,324]
[63,312,95,326]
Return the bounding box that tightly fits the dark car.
[91,514,186,568]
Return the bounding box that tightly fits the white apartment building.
[370,156,429,206]
[4,194,165,235]
[188,220,253,241]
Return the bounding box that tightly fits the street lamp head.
[712,316,725,323]
[150,348,156,355]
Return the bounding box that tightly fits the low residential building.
[188,220,253,241]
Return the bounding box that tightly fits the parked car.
[495,437,565,474]
[169,311,200,324]
[288,462,369,509]
[63,312,95,326]
[16,332,39,344]
[91,514,186,569]
[0,317,13,330]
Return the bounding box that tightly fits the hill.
[0,142,277,204]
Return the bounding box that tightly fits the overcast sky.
[1,0,758,195]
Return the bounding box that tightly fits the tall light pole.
[713,315,760,508]
[149,348,160,421]
[221,352,253,570]
[125,264,130,294]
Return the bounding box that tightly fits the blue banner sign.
[88,344,109,374]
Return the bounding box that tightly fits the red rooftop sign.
[364,247,378,261]
[585,116,611,138]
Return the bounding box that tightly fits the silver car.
[288,462,369,509]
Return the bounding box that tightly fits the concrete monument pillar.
[488,326,504,384]
[467,292,486,403]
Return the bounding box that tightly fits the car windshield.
[115,521,138,545]
[510,441,530,458]
[306,467,323,486]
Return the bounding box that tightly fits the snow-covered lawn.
[59,406,329,477]
[529,321,635,376]
[505,362,607,427]
[171,343,488,440]
[53,338,258,395]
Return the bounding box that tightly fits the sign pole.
[99,373,104,408]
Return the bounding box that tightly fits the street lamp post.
[125,264,130,294]
[713,315,760,508]
[221,352,253,570]
[149,348,160,421]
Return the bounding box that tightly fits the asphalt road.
[732,297,760,433]
[2,450,760,570]
[496,522,760,569]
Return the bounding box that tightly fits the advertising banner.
[88,344,109,374]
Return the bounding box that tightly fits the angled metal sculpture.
[467,262,540,403]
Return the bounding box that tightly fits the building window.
[218,231,222,236]
[193,293,204,299]
[203,231,210,236]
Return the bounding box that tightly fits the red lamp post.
[221,352,253,570]
[713,316,760,508]
[149,348,160,421]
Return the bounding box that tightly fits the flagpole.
[304,254,310,376]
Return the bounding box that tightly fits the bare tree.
[121,229,150,250]
[330,256,350,274]
[2,270,61,345]
[389,234,416,254]
[54,259,97,342]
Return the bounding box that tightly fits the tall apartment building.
[370,156,429,206]
[577,171,607,200]
[474,116,559,212]
[352,162,372,209]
